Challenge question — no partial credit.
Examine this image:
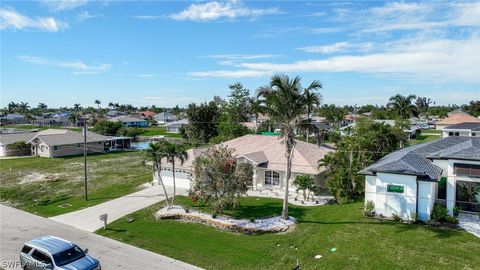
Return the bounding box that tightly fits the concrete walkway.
[50,185,186,232]
[0,204,202,270]
[459,212,480,238]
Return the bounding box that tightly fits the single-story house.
[360,136,480,221]
[442,122,480,138]
[435,112,480,130]
[28,129,111,158]
[109,116,148,128]
[155,134,335,192]
[153,112,175,124]
[138,111,156,119]
[0,113,28,125]
[165,119,188,133]
[0,131,36,157]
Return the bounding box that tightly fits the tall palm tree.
[387,94,418,119]
[37,103,48,112]
[73,103,82,112]
[68,113,79,127]
[302,81,322,142]
[164,143,188,207]
[144,142,171,208]
[18,102,30,113]
[257,74,307,220]
[94,100,101,111]
[7,102,18,113]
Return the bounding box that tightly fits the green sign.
[387,184,404,193]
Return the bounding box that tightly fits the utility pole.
[83,117,88,201]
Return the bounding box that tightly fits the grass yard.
[97,196,480,270]
[409,134,441,145]
[139,126,183,138]
[0,151,151,217]
[1,124,81,132]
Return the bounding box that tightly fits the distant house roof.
[0,132,36,145]
[139,111,155,117]
[168,134,334,175]
[28,129,110,146]
[4,113,25,120]
[444,122,480,131]
[360,136,480,180]
[165,119,188,127]
[109,116,147,123]
[436,113,480,126]
[154,112,174,120]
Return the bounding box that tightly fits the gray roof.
[0,132,36,145]
[444,122,480,131]
[165,119,188,127]
[243,151,268,164]
[360,136,480,180]
[109,116,147,123]
[29,129,110,146]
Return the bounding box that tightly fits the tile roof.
[436,113,480,125]
[444,122,480,131]
[360,136,480,180]
[0,132,37,145]
[166,135,334,175]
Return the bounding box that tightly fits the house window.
[265,170,280,186]
[454,163,480,178]
[53,146,60,151]
[77,143,81,148]
[455,132,459,136]
[472,133,476,137]
[387,184,404,193]
[448,132,454,136]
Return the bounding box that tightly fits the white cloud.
[77,11,100,21]
[298,42,374,54]
[170,0,279,21]
[452,2,480,26]
[0,8,68,32]
[43,0,88,11]
[136,74,158,78]
[202,54,278,60]
[17,55,110,74]
[370,2,430,16]
[129,15,165,20]
[190,37,480,82]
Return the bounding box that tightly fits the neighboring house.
[165,119,188,133]
[442,122,480,138]
[154,112,175,124]
[155,134,335,192]
[0,114,27,125]
[109,116,148,128]
[340,119,419,138]
[0,131,36,157]
[435,112,480,130]
[28,129,111,158]
[106,110,124,117]
[360,136,480,221]
[138,111,156,119]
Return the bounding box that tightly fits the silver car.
[20,236,101,270]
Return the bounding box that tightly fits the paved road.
[0,204,202,270]
[50,185,186,232]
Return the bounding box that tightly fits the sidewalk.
[50,184,186,232]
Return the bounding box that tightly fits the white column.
[446,161,456,215]
[252,167,258,191]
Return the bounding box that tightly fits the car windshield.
[52,246,85,266]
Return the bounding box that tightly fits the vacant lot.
[97,196,480,270]
[0,151,151,217]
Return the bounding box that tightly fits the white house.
[360,137,480,221]
[153,112,175,124]
[154,134,335,193]
[0,131,36,157]
[164,119,188,133]
[442,122,480,138]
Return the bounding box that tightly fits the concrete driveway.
[50,185,186,232]
[0,204,202,270]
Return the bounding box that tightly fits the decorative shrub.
[453,206,460,217]
[392,213,402,222]
[363,200,375,217]
[445,215,459,224]
[409,211,418,223]
[430,204,449,222]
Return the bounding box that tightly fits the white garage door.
[160,169,191,189]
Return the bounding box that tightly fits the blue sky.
[1,0,479,108]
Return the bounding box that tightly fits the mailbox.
[100,213,107,229]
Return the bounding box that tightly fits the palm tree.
[73,103,82,112]
[94,100,101,111]
[249,98,264,133]
[164,143,188,207]
[257,74,307,220]
[68,113,79,127]
[18,102,30,113]
[144,142,171,208]
[302,81,322,142]
[7,102,18,113]
[37,103,48,112]
[387,94,419,119]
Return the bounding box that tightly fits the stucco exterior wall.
[417,181,437,220]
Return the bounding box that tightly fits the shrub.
[453,206,460,217]
[392,213,402,222]
[249,217,256,223]
[445,215,459,224]
[363,200,375,217]
[430,204,449,222]
[409,211,418,223]
[293,175,315,201]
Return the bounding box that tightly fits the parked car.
[20,236,100,270]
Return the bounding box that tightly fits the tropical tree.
[68,113,79,127]
[249,98,264,133]
[25,114,35,126]
[18,102,30,113]
[144,142,171,208]
[293,175,315,201]
[387,94,418,119]
[163,143,189,207]
[7,102,18,113]
[73,103,83,112]
[257,74,308,220]
[415,97,431,114]
[37,103,48,112]
[302,81,322,142]
[108,102,114,109]
[94,100,101,111]
[190,145,253,214]
[183,101,220,144]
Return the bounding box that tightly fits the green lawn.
[97,196,480,270]
[420,129,443,135]
[1,124,80,132]
[0,151,151,217]
[139,126,183,138]
[409,134,441,145]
